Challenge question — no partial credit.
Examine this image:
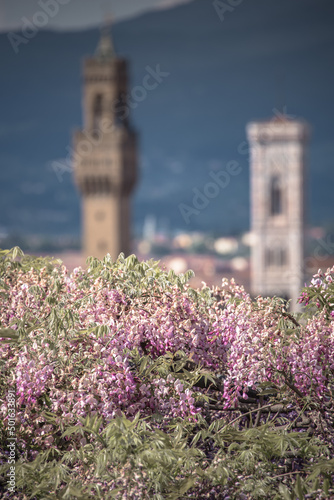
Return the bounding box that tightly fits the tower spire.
[95,16,115,60]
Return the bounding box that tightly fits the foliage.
[0,247,333,499]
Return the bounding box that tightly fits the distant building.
[214,237,238,255]
[142,214,157,242]
[247,116,310,310]
[73,26,138,261]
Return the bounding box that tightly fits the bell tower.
[246,116,310,311]
[73,25,137,261]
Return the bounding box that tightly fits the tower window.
[270,176,282,215]
[265,247,287,268]
[104,177,112,194]
[93,93,103,130]
[115,93,128,125]
[279,248,287,266]
[265,248,272,267]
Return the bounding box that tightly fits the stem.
[219,402,284,432]
[282,312,300,327]
[272,470,302,480]
[286,400,309,432]
[277,370,304,399]
[255,396,264,427]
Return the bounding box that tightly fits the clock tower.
[246,116,310,311]
[73,26,137,261]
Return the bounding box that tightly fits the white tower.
[246,116,310,311]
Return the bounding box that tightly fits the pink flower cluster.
[0,259,333,454]
[299,267,334,311]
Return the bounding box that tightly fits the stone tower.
[246,116,310,311]
[73,26,137,261]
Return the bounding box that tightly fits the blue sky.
[0,0,333,238]
[0,0,193,32]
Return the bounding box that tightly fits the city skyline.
[0,0,333,250]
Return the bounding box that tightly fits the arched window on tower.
[93,93,103,130]
[278,248,287,267]
[265,248,272,267]
[270,176,282,215]
[114,93,128,126]
[265,247,287,268]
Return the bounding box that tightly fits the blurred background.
[0,0,334,290]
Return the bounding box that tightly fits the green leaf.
[279,484,293,500]
[0,328,19,340]
[12,246,23,260]
[323,478,330,495]
[294,475,304,499]
[167,477,196,499]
